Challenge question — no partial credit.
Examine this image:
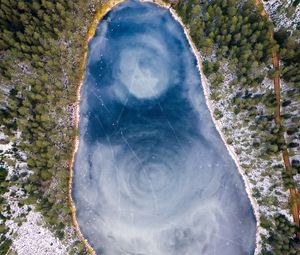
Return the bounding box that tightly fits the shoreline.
[257,0,300,232]
[67,0,125,254]
[166,6,263,255]
[68,0,262,254]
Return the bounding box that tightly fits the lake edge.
[70,1,261,254]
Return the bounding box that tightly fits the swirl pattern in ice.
[73,1,256,254]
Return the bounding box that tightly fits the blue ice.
[73,1,256,254]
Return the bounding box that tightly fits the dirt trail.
[273,52,300,229]
[256,0,300,230]
[272,52,281,125]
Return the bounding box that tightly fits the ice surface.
[73,1,256,254]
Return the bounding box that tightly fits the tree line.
[173,0,299,253]
[0,0,97,253]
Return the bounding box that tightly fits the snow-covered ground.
[199,60,291,248]
[1,1,298,254]
[262,0,300,33]
[262,0,300,191]
[205,63,290,216]
[281,79,300,189]
[6,211,67,255]
[168,5,291,253]
[0,135,69,255]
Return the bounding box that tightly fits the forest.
[174,0,300,254]
[0,0,97,253]
[0,0,299,254]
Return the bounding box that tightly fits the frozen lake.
[72,1,256,254]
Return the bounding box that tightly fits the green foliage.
[261,214,298,255]
[202,60,220,76]
[0,0,298,253]
[174,0,278,148]
[0,225,7,234]
[175,0,275,72]
[213,108,223,119]
[0,151,9,199]
[173,0,300,253]
[0,237,12,255]
[0,0,93,247]
[274,28,300,84]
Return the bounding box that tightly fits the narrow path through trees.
[256,0,300,233]
[273,50,299,232]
